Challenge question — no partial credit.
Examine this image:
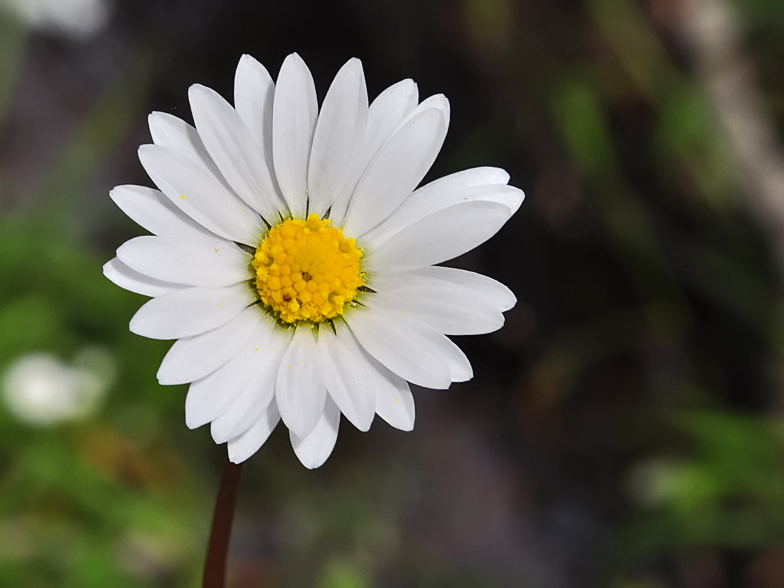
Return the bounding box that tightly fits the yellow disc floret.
[253,213,364,324]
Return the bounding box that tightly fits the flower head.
[3,350,114,426]
[1,0,109,38]
[104,53,523,468]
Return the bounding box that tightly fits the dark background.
[1,0,784,586]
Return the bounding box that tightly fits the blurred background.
[0,0,783,586]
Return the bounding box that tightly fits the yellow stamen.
[253,213,364,323]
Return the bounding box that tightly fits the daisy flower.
[104,53,523,468]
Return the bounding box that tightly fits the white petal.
[103,258,183,297]
[369,290,502,336]
[275,325,326,438]
[189,84,285,220]
[438,331,472,382]
[361,301,472,383]
[368,267,515,335]
[185,315,284,428]
[362,93,450,167]
[234,54,276,172]
[366,201,511,271]
[345,306,453,389]
[129,283,255,340]
[330,79,418,224]
[404,93,450,128]
[227,403,281,464]
[117,236,251,288]
[138,144,265,245]
[148,112,227,183]
[362,169,521,248]
[359,79,419,177]
[412,166,511,199]
[290,396,340,469]
[272,53,318,218]
[210,323,289,443]
[185,375,243,431]
[211,379,274,444]
[307,58,368,217]
[376,266,516,311]
[317,325,375,432]
[157,305,262,385]
[367,355,415,431]
[368,185,522,249]
[342,108,447,236]
[110,185,220,243]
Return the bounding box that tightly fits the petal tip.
[345,56,363,71]
[184,403,207,430]
[503,292,517,312]
[396,419,415,433]
[101,258,117,279]
[137,143,155,161]
[155,368,182,387]
[354,415,373,433]
[148,111,165,125]
[236,53,269,80]
[108,185,129,205]
[184,416,203,430]
[282,52,305,67]
[227,448,249,464]
[128,317,144,337]
[294,449,328,470]
[187,83,210,102]
[279,52,313,80]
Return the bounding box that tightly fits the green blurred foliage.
[0,22,206,585]
[629,412,784,546]
[0,218,208,587]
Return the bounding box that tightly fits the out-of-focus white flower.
[0,0,110,39]
[2,348,115,426]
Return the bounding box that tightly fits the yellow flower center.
[252,213,364,324]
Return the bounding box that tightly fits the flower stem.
[202,453,244,588]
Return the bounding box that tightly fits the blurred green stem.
[202,454,244,588]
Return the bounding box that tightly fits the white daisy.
[104,53,523,469]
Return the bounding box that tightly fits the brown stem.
[202,453,244,588]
